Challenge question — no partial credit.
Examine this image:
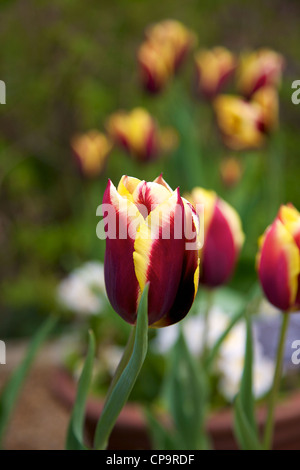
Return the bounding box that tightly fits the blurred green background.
[0,0,299,337]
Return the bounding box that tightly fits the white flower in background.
[258,299,281,319]
[217,322,275,402]
[57,261,107,316]
[206,306,231,348]
[152,322,181,355]
[153,306,231,356]
[101,345,124,376]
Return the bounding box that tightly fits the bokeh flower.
[257,204,300,311]
[186,188,244,288]
[145,19,196,71]
[137,40,174,93]
[237,48,284,98]
[252,85,279,133]
[107,108,177,161]
[219,156,243,188]
[57,262,107,316]
[153,305,230,356]
[194,47,236,99]
[71,131,112,178]
[102,175,200,327]
[213,95,265,150]
[138,19,196,93]
[218,322,275,401]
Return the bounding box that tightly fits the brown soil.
[0,340,71,450]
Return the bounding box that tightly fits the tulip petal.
[153,174,173,192]
[132,180,171,217]
[117,175,141,201]
[103,180,144,324]
[152,200,200,327]
[133,189,186,325]
[200,202,238,287]
[258,219,300,311]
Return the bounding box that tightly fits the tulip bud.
[137,40,174,93]
[257,204,300,311]
[186,188,244,288]
[102,175,200,327]
[213,95,265,151]
[252,86,279,133]
[145,19,196,71]
[107,108,177,162]
[220,156,243,188]
[237,49,284,98]
[194,47,236,99]
[71,131,112,178]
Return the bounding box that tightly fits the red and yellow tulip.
[213,95,265,151]
[102,175,200,327]
[138,20,196,93]
[71,131,112,178]
[257,204,300,311]
[145,19,196,71]
[186,188,244,288]
[252,85,279,133]
[194,47,236,99]
[219,156,243,188]
[237,49,284,98]
[107,108,177,162]
[137,40,174,93]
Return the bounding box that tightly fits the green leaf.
[164,329,209,450]
[0,316,57,448]
[233,313,261,450]
[144,408,180,450]
[93,284,149,450]
[234,395,262,450]
[65,330,96,450]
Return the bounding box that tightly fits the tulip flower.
[219,156,243,188]
[237,49,284,98]
[252,86,279,133]
[186,188,244,288]
[71,131,112,178]
[102,175,200,327]
[137,40,174,93]
[106,108,178,162]
[213,95,265,150]
[145,19,196,71]
[257,204,300,311]
[194,47,236,99]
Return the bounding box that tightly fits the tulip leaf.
[0,316,57,449]
[94,284,149,450]
[234,395,262,450]
[165,329,209,450]
[233,313,261,450]
[65,330,95,450]
[144,408,180,450]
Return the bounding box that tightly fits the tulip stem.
[202,290,214,361]
[263,313,290,450]
[94,285,149,450]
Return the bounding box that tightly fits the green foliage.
[233,313,262,450]
[148,330,209,450]
[0,316,57,448]
[66,330,96,450]
[93,284,149,450]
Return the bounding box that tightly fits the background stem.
[263,312,290,450]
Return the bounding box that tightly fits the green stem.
[105,327,135,402]
[202,289,214,361]
[93,285,149,450]
[263,313,290,450]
